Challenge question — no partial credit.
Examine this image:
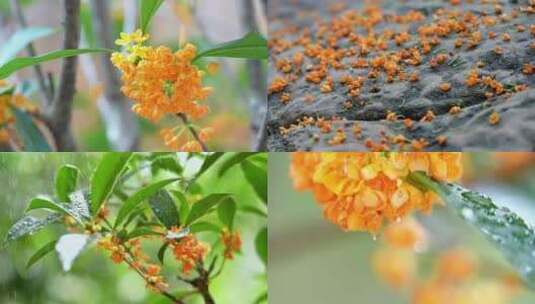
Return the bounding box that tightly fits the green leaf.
[127,227,162,240]
[185,193,233,226]
[148,190,180,229]
[91,153,132,215]
[254,291,268,304]
[255,227,268,266]
[10,106,52,152]
[27,197,84,225]
[55,164,80,202]
[189,221,221,234]
[196,152,224,179]
[218,198,237,230]
[0,27,56,66]
[171,190,189,225]
[240,205,267,218]
[139,0,165,33]
[114,178,180,227]
[241,158,267,204]
[151,156,183,175]
[0,48,112,79]
[26,240,57,269]
[194,31,268,61]
[218,152,260,177]
[4,214,61,244]
[408,172,535,290]
[157,242,169,265]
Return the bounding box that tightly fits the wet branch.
[177,262,215,304]
[9,0,53,106]
[45,0,81,151]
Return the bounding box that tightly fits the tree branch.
[177,263,215,304]
[177,113,208,152]
[90,0,139,151]
[9,0,53,106]
[44,0,81,151]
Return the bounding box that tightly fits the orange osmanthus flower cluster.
[111,30,214,150]
[290,152,463,232]
[168,228,210,274]
[0,80,36,142]
[221,229,242,260]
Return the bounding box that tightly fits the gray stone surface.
[267,0,535,151]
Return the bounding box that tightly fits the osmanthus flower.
[111,30,213,150]
[221,229,242,260]
[290,152,463,233]
[168,228,210,274]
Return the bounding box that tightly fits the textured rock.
[267,0,535,151]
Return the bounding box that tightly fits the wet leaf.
[218,152,260,177]
[67,191,91,221]
[4,214,61,244]
[171,190,189,225]
[91,153,132,215]
[127,227,162,240]
[241,157,267,204]
[27,196,84,225]
[185,193,233,226]
[55,164,80,202]
[55,234,91,272]
[115,178,179,227]
[151,155,183,175]
[195,152,224,179]
[194,31,268,61]
[409,172,535,290]
[26,240,57,269]
[148,189,180,229]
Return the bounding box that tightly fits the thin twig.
[45,0,81,151]
[176,113,208,152]
[9,0,53,106]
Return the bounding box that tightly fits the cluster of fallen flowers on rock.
[269,0,535,151]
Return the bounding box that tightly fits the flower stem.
[176,113,208,152]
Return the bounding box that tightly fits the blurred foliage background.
[0,0,267,151]
[269,152,535,304]
[0,152,266,303]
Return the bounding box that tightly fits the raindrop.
[461,207,474,221]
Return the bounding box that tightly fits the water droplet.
[461,207,474,221]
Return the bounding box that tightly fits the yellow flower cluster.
[111,30,212,123]
[290,152,463,232]
[169,229,210,274]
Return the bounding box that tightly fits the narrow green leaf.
[218,198,237,230]
[196,152,224,179]
[139,0,165,33]
[254,291,268,304]
[408,172,535,290]
[148,190,180,229]
[0,27,56,66]
[240,205,267,218]
[0,48,112,79]
[241,158,267,204]
[26,240,57,269]
[185,193,233,226]
[189,221,221,234]
[27,197,84,225]
[4,214,61,244]
[151,156,183,175]
[115,178,179,227]
[55,164,80,202]
[218,152,259,177]
[10,107,52,151]
[255,227,268,266]
[157,242,169,265]
[91,153,132,215]
[127,227,162,240]
[194,31,268,61]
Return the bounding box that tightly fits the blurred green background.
[269,153,535,304]
[0,153,266,303]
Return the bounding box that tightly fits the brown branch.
[45,0,81,151]
[9,0,53,106]
[177,263,215,304]
[177,113,208,152]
